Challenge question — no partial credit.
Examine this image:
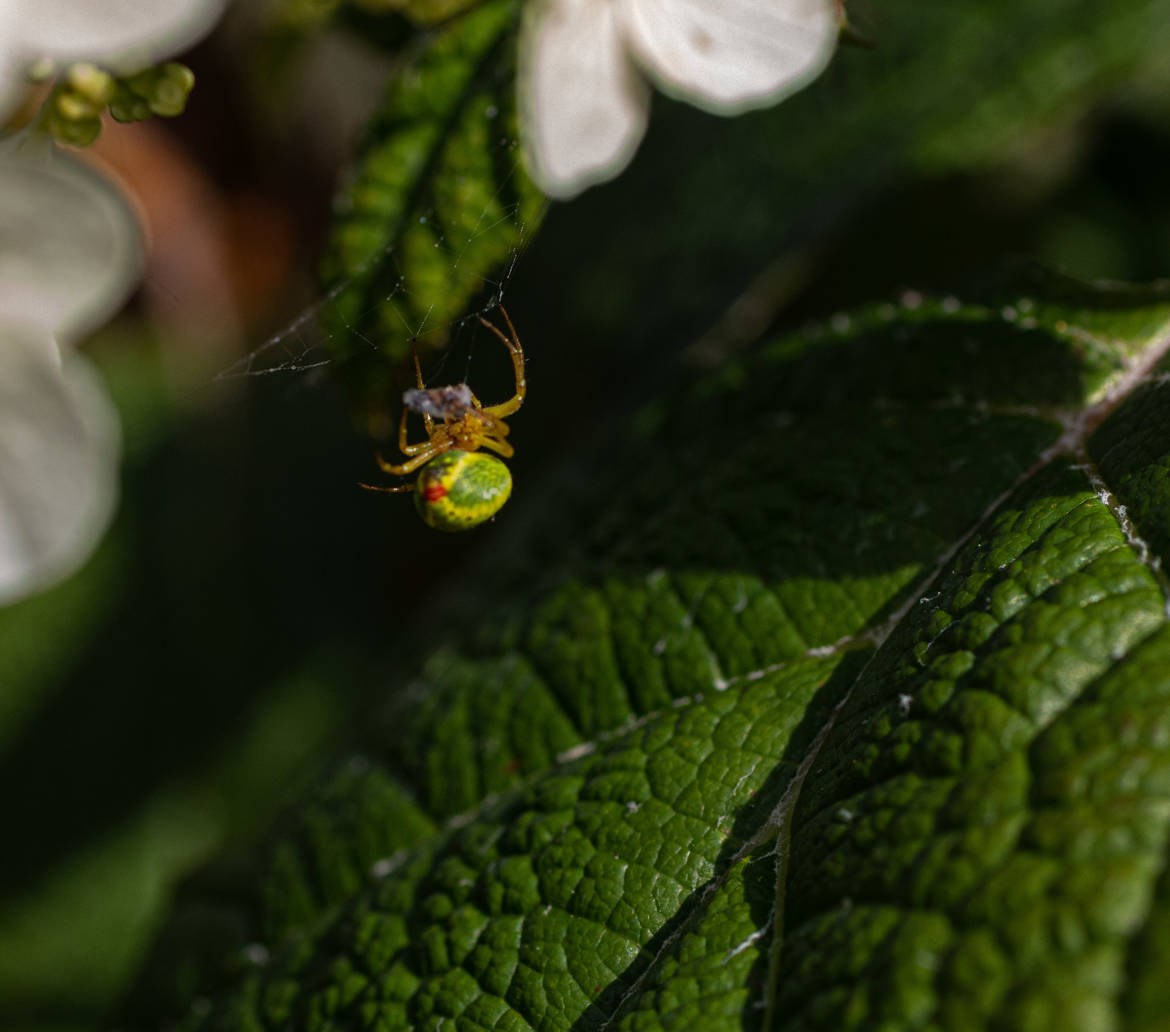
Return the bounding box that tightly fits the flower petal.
[518,0,651,199]
[15,0,227,72]
[620,0,838,112]
[0,136,142,339]
[0,328,119,605]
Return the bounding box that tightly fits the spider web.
[207,0,542,397]
[211,190,532,389]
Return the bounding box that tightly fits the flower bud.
[65,63,115,106]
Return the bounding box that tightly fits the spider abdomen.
[414,450,512,531]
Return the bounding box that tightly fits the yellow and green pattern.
[414,449,512,531]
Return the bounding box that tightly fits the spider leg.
[395,407,431,456]
[469,407,510,437]
[477,434,514,459]
[376,445,440,475]
[359,481,415,493]
[411,339,434,435]
[476,307,526,418]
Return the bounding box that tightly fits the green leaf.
[143,269,1170,1029]
[320,0,545,413]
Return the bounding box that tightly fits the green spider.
[360,308,526,531]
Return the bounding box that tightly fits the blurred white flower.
[519,0,841,198]
[0,137,139,603]
[0,0,227,604]
[0,0,227,118]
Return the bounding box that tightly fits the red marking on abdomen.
[424,483,448,502]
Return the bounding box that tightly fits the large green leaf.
[140,268,1170,1029]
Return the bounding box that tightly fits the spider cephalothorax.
[360,308,526,531]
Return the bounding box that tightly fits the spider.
[360,307,526,531]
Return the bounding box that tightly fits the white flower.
[0,136,139,603]
[0,0,227,118]
[519,0,841,199]
[0,0,227,603]
[0,327,122,604]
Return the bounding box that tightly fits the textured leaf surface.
[321,0,544,408]
[153,270,1170,1030]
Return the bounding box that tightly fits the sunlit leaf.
[140,268,1170,1029]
